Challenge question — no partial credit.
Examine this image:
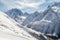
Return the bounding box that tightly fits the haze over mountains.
[0,2,60,40]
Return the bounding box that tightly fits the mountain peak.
[5,8,24,24]
[7,8,23,15]
[34,11,39,13]
[52,2,60,7]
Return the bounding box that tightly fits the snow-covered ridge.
[26,2,60,39]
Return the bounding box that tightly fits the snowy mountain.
[51,2,60,15]
[23,12,30,17]
[22,11,40,26]
[0,11,38,40]
[27,2,60,38]
[6,8,26,25]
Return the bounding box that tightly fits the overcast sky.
[0,0,60,13]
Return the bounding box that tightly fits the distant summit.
[6,8,23,16]
[6,8,24,24]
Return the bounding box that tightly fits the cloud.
[0,0,60,13]
[15,1,40,8]
[0,0,46,12]
[46,0,60,2]
[0,0,23,10]
[14,0,46,13]
[1,0,45,9]
[14,0,46,11]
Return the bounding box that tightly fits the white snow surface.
[0,11,37,40]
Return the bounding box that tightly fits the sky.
[0,0,60,13]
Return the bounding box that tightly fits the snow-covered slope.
[0,31,29,40]
[0,11,37,40]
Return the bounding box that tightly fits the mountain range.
[27,2,60,38]
[0,2,60,40]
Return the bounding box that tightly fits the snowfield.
[0,11,37,40]
[0,31,29,40]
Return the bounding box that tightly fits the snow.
[0,31,28,40]
[20,16,26,19]
[17,16,26,24]
[52,6,60,13]
[0,11,37,40]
